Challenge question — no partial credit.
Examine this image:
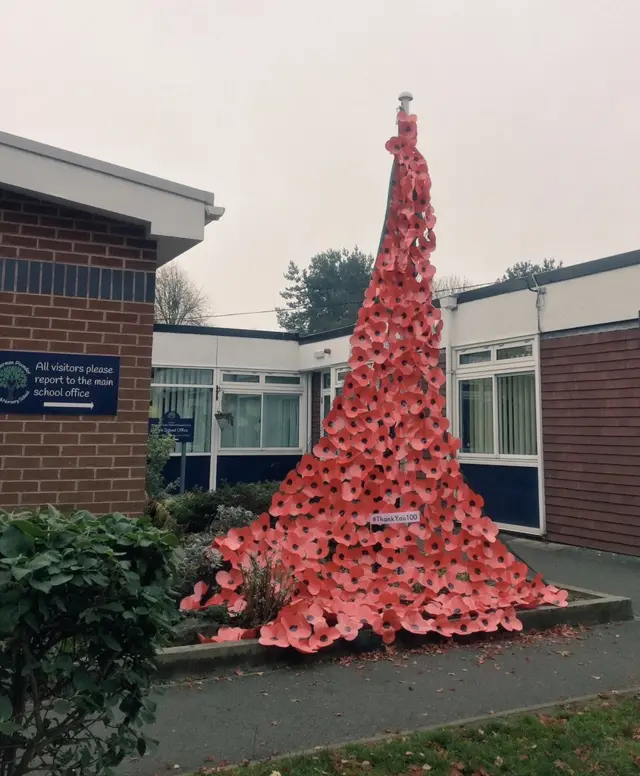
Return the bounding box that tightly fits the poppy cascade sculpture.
[182,96,567,652]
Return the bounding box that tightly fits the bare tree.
[154,264,210,325]
[432,274,473,299]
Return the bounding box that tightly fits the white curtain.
[498,373,537,455]
[263,394,300,448]
[220,393,262,448]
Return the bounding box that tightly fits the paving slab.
[121,619,640,775]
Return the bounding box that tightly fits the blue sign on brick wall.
[0,350,120,415]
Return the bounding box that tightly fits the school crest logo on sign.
[0,360,30,405]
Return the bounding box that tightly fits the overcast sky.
[2,1,639,329]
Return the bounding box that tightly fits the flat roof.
[153,248,640,343]
[0,130,215,205]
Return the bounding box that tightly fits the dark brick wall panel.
[541,327,640,555]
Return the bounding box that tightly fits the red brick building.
[0,131,222,516]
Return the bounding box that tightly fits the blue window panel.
[460,463,540,529]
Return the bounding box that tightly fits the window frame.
[217,371,304,454]
[320,364,350,422]
[454,339,538,466]
[150,366,215,456]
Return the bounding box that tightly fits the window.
[220,393,262,448]
[459,350,491,365]
[497,344,533,360]
[456,340,537,459]
[222,373,260,383]
[265,375,301,385]
[150,368,213,453]
[152,367,213,385]
[459,378,494,454]
[320,365,349,420]
[220,392,300,449]
[497,373,537,455]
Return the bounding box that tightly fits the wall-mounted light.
[313,347,332,359]
[214,411,234,430]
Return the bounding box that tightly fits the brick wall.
[0,188,157,515]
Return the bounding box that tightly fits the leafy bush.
[146,424,176,500]
[167,481,279,534]
[0,506,178,776]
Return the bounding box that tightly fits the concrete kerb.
[156,583,634,682]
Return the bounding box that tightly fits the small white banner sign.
[370,511,420,525]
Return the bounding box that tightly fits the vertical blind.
[459,372,537,457]
[497,373,537,455]
[459,378,494,454]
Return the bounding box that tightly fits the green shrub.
[167,481,278,534]
[166,488,221,534]
[216,480,280,516]
[146,424,176,500]
[0,506,178,776]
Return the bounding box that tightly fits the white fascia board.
[0,131,223,265]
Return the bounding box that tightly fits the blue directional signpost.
[0,350,119,415]
[148,411,195,494]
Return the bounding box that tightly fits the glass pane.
[498,373,537,455]
[323,394,331,418]
[336,368,350,383]
[459,378,494,454]
[263,394,300,448]
[151,367,213,385]
[459,351,491,365]
[220,393,261,448]
[322,372,331,390]
[334,386,342,397]
[497,344,533,360]
[264,375,301,385]
[222,373,260,383]
[149,386,212,453]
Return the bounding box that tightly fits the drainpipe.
[439,295,458,424]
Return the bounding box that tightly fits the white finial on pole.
[398,91,413,114]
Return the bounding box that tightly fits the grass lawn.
[208,694,640,776]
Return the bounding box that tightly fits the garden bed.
[157,583,633,680]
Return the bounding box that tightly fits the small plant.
[239,554,294,629]
[213,505,255,535]
[146,424,176,500]
[175,528,224,598]
[0,506,178,776]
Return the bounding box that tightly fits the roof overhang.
[0,130,223,266]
